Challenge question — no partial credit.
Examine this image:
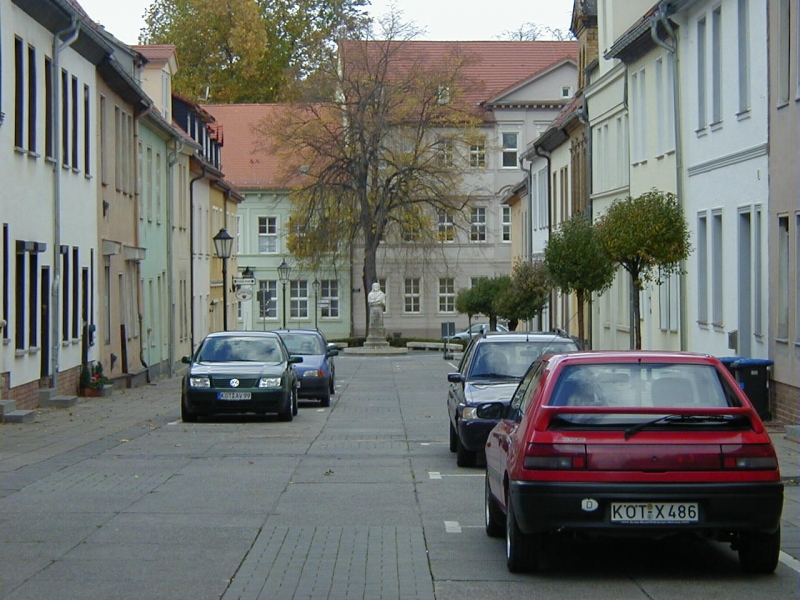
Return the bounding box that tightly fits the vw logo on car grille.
[229,379,240,387]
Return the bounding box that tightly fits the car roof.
[204,330,280,339]
[472,332,577,344]
[544,350,720,366]
[272,329,324,337]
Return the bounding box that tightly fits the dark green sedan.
[181,331,302,422]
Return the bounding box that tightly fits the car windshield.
[198,337,282,362]
[547,363,743,426]
[278,333,324,355]
[469,340,578,379]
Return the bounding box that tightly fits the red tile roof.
[132,45,177,64]
[340,40,577,113]
[203,104,297,189]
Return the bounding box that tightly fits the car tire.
[449,421,457,453]
[738,528,781,574]
[320,388,331,407]
[292,389,299,416]
[329,375,335,394]
[278,393,294,422]
[485,471,504,538]
[506,494,540,573]
[181,398,198,422]
[456,433,477,468]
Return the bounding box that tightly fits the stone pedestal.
[365,305,389,349]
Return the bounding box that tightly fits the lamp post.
[312,278,320,330]
[277,259,291,328]
[212,228,234,331]
[241,267,255,329]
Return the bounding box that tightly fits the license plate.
[218,391,252,400]
[611,502,698,524]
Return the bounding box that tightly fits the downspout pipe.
[51,16,80,392]
[533,145,553,332]
[518,156,534,330]
[652,2,687,351]
[166,139,185,375]
[189,164,207,352]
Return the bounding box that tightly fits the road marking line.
[429,472,442,479]
[444,521,462,533]
[317,409,325,412]
[428,472,483,479]
[780,551,800,573]
[167,420,181,425]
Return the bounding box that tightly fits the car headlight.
[461,406,478,420]
[303,370,324,378]
[259,377,282,388]
[189,376,211,388]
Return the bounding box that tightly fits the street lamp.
[312,278,320,330]
[241,267,255,329]
[277,259,291,328]
[212,228,234,331]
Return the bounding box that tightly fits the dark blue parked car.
[447,332,580,467]
[274,329,338,407]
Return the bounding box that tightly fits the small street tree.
[595,190,691,349]
[456,277,511,332]
[495,258,552,330]
[544,214,615,347]
[267,13,484,332]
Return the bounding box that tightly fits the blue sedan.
[274,329,338,407]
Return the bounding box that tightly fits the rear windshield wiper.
[624,414,741,440]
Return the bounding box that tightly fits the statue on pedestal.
[365,283,389,348]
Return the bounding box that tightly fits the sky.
[75,0,575,47]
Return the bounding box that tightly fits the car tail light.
[523,443,587,470]
[721,444,779,470]
[303,370,325,378]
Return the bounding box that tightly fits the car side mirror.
[289,355,303,364]
[447,372,465,384]
[181,355,192,364]
[327,348,339,357]
[476,402,505,420]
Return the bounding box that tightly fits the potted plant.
[80,362,113,397]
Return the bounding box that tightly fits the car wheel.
[456,433,477,468]
[181,398,198,422]
[320,388,331,407]
[506,493,540,573]
[278,393,294,422]
[329,375,335,394]
[738,528,781,574]
[449,421,457,453]
[485,471,504,538]
[292,389,299,416]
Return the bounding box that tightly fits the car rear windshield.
[470,340,578,379]
[279,333,324,355]
[198,337,282,362]
[546,363,745,427]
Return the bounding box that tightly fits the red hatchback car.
[482,351,784,574]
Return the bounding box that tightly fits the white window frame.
[711,6,722,126]
[258,216,279,254]
[438,210,454,242]
[438,278,455,313]
[697,212,708,324]
[697,16,708,130]
[470,207,486,242]
[403,278,421,313]
[500,131,518,168]
[737,0,750,114]
[290,280,309,319]
[502,206,511,242]
[320,279,339,319]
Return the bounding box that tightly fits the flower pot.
[81,385,113,398]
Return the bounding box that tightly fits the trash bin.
[717,356,742,377]
[730,358,774,420]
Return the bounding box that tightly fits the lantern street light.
[277,259,292,328]
[312,278,320,330]
[212,228,234,331]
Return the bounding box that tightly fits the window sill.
[28,151,40,159]
[695,127,708,138]
[14,146,27,155]
[775,337,789,345]
[709,121,723,132]
[84,173,93,180]
[736,109,751,121]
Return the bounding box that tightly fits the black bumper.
[508,480,784,536]
[184,390,290,415]
[458,418,500,452]
[296,376,328,398]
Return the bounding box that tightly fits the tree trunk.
[576,290,585,347]
[631,274,642,350]
[362,236,379,337]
